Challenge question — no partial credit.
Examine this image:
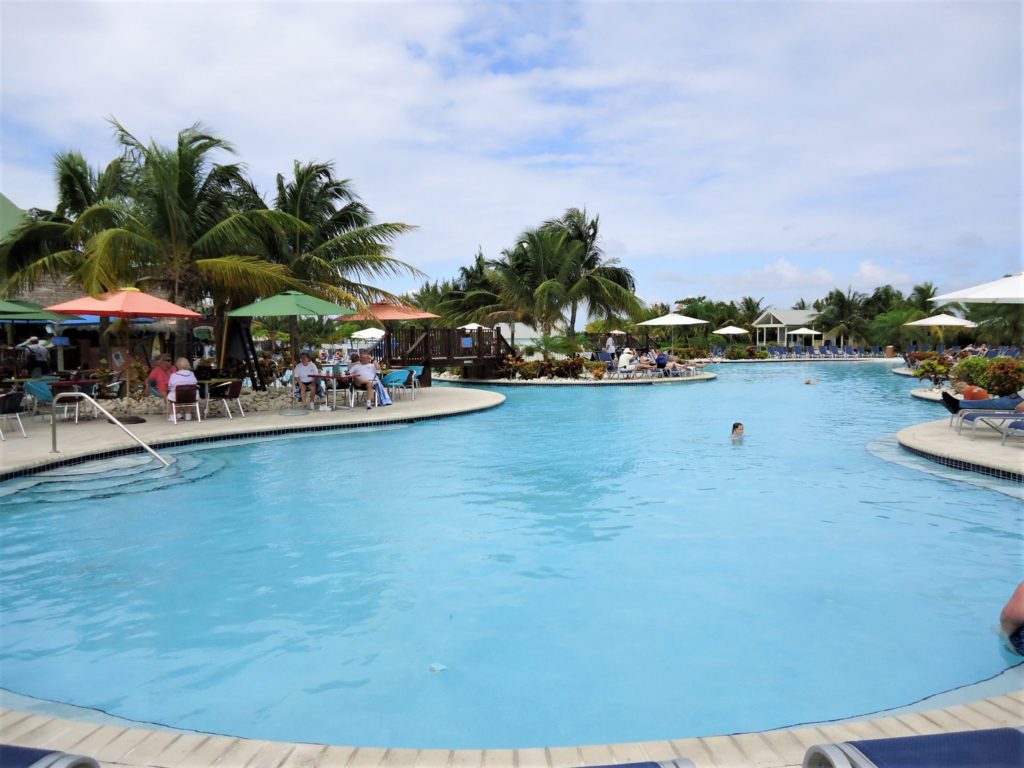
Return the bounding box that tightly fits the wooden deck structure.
[374,327,515,384]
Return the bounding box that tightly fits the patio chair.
[208,379,245,419]
[597,352,617,378]
[803,726,1024,768]
[575,761,693,768]
[0,744,100,768]
[382,369,411,400]
[22,379,78,422]
[170,384,202,424]
[0,391,27,440]
[404,365,424,398]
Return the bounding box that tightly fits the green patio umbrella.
[0,299,78,322]
[227,291,357,361]
[227,291,357,319]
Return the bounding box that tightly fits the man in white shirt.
[604,335,616,355]
[293,352,319,409]
[347,351,381,409]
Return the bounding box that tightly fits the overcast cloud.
[1,0,1019,310]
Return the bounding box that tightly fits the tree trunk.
[567,302,578,338]
[174,319,187,360]
[99,317,111,362]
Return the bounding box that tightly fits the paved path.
[897,417,1023,479]
[0,387,504,477]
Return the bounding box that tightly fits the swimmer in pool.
[731,422,744,442]
[1001,581,1024,656]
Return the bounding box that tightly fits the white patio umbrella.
[351,327,386,340]
[786,326,821,349]
[608,329,626,335]
[931,273,1024,304]
[904,313,976,343]
[458,322,487,330]
[637,312,708,350]
[713,325,750,336]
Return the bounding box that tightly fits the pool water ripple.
[0,363,1021,749]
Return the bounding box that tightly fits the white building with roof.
[752,308,818,345]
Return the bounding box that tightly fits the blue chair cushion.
[851,727,1024,768]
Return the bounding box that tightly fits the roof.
[753,308,817,327]
[0,193,26,243]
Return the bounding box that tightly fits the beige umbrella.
[904,313,976,344]
[713,325,750,336]
[637,312,708,349]
[931,273,1024,304]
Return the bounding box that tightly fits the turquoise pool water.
[0,362,1020,749]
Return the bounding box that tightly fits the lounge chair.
[0,391,27,440]
[958,411,1024,439]
[803,726,1024,768]
[0,744,100,768]
[1001,419,1024,445]
[576,761,694,768]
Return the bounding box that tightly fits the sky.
[1,0,1020,312]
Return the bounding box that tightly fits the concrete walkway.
[0,387,504,477]
[897,417,1023,481]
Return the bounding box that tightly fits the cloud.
[1,0,1019,309]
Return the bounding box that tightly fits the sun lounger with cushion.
[0,744,100,768]
[803,726,1024,768]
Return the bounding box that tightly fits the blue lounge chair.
[1002,420,1024,445]
[578,761,694,768]
[803,726,1024,768]
[0,744,99,768]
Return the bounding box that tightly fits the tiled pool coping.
[0,690,1021,767]
[896,418,1024,483]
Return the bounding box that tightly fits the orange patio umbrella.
[47,289,201,401]
[342,302,440,323]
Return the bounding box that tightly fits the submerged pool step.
[0,454,226,505]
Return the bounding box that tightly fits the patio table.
[198,377,237,417]
[310,373,356,410]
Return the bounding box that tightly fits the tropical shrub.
[907,351,937,365]
[950,356,991,388]
[584,360,606,380]
[553,357,585,378]
[725,347,747,360]
[515,361,541,379]
[985,358,1024,396]
[914,356,953,387]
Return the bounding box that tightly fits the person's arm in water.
[1000,581,1024,635]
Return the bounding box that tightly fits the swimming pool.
[0,363,1020,749]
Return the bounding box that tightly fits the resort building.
[752,307,817,345]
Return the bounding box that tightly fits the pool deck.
[0,387,505,479]
[897,417,1024,482]
[2,386,1022,765]
[0,691,1021,767]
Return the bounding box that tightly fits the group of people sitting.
[293,350,383,410]
[146,354,200,421]
[612,346,700,377]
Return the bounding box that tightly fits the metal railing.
[51,392,170,467]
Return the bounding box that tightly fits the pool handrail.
[50,391,170,468]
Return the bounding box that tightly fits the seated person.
[663,351,689,373]
[1001,581,1024,656]
[147,354,174,396]
[294,352,319,408]
[636,349,658,372]
[942,387,1024,414]
[954,381,990,400]
[167,358,198,420]
[347,352,380,409]
[617,348,637,374]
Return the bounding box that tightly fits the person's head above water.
[731,422,744,437]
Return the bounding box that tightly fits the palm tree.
[72,121,303,357]
[736,296,765,329]
[968,303,1024,346]
[541,208,641,336]
[1,150,133,296]
[248,160,420,355]
[490,228,583,336]
[816,288,870,346]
